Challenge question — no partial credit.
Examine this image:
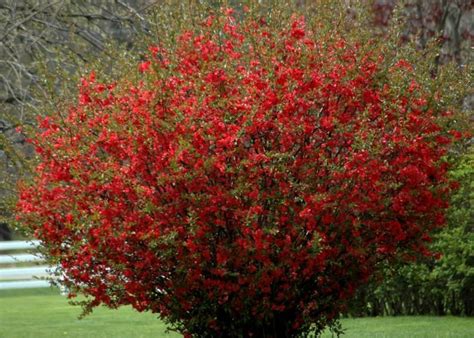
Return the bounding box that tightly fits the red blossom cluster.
[17,10,458,337]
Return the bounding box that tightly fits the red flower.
[138,60,151,73]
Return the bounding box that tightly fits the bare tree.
[372,0,472,65]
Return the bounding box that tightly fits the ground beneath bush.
[1,288,472,338]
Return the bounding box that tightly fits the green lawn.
[337,316,473,337]
[0,288,177,338]
[1,288,473,337]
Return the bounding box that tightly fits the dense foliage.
[17,6,465,337]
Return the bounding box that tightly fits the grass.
[336,316,474,338]
[1,288,473,337]
[0,288,177,338]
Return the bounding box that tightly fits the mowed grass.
[1,288,473,338]
[0,288,177,338]
[337,316,473,338]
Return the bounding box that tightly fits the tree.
[17,3,467,337]
[372,0,472,65]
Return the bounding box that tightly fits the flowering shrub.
[17,7,462,337]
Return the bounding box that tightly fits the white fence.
[0,240,52,290]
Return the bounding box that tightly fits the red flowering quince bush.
[17,6,464,338]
